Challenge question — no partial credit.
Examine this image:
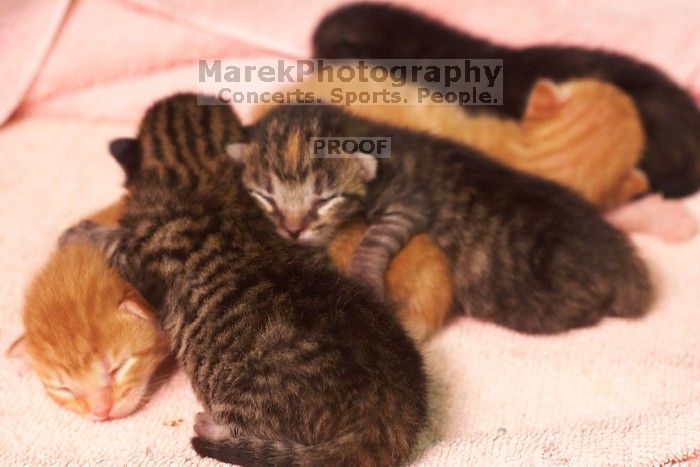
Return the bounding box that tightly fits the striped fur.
[60,94,427,466]
[240,105,653,334]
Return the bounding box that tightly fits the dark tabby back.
[312,2,700,197]
[238,105,652,334]
[60,94,427,466]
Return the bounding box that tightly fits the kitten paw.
[58,220,101,248]
[346,260,387,300]
[193,412,231,441]
[605,194,697,243]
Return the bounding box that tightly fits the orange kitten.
[252,76,647,208]
[489,78,648,208]
[327,219,452,342]
[11,198,170,421]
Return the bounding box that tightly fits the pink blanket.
[2,1,699,464]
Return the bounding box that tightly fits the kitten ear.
[6,334,26,358]
[227,143,249,163]
[119,297,154,321]
[525,79,569,119]
[354,154,378,181]
[109,138,141,180]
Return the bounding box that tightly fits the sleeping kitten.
[60,94,427,465]
[252,75,648,208]
[11,213,170,420]
[231,105,653,334]
[312,2,700,198]
[435,77,648,208]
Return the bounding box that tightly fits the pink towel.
[1,0,699,464]
[0,0,70,123]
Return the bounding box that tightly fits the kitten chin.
[18,198,171,421]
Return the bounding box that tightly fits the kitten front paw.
[58,220,101,248]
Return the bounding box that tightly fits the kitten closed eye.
[110,356,137,381]
[249,191,278,213]
[45,384,74,398]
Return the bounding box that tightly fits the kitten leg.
[193,412,232,441]
[58,220,123,258]
[604,194,697,242]
[347,208,428,298]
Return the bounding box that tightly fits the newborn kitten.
[232,105,653,334]
[61,94,427,465]
[312,2,700,198]
[12,209,169,420]
[252,75,648,208]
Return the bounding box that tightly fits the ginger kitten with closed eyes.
[10,197,170,421]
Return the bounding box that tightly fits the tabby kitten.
[312,2,700,198]
[60,94,427,466]
[232,105,653,334]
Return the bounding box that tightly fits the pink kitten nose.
[282,218,306,239]
[283,226,303,239]
[85,388,113,420]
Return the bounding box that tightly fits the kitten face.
[22,246,170,421]
[229,116,377,246]
[29,336,163,421]
[240,162,363,245]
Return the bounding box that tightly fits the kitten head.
[228,108,377,245]
[524,78,643,139]
[523,78,647,205]
[108,93,248,188]
[17,245,170,421]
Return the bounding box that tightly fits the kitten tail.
[191,432,377,467]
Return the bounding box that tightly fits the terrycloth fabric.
[0,0,70,123]
[1,0,700,465]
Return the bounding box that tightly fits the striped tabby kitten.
[60,94,427,466]
[231,105,653,334]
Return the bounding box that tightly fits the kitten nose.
[90,403,112,420]
[284,227,302,239]
[282,217,306,239]
[86,388,113,420]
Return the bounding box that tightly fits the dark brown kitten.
[233,105,653,334]
[60,94,427,466]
